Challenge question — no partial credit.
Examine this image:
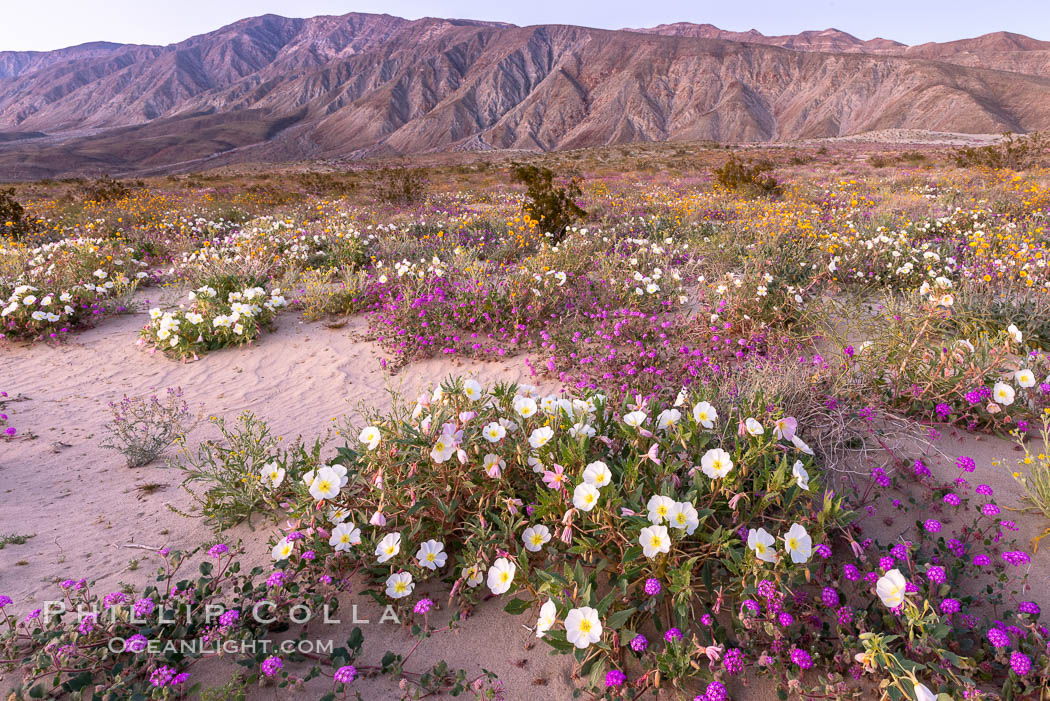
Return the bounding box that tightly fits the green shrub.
[951,131,1049,170]
[511,164,586,242]
[712,156,783,197]
[0,187,29,238]
[374,167,428,205]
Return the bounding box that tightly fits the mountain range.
[1,13,1049,179]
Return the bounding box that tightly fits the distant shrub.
[712,156,783,197]
[81,175,137,203]
[510,164,586,242]
[870,151,929,168]
[374,167,428,205]
[952,131,1049,170]
[294,171,357,197]
[0,187,29,238]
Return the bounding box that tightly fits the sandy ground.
[2,297,1049,699]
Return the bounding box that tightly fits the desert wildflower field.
[3,141,1050,700]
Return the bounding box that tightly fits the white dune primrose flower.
[783,523,812,564]
[308,466,342,501]
[536,599,556,638]
[385,571,414,599]
[482,422,506,443]
[667,501,699,535]
[646,494,675,524]
[792,461,810,491]
[876,568,908,608]
[701,448,733,479]
[260,462,285,489]
[582,461,612,488]
[692,401,717,428]
[415,539,447,570]
[487,557,516,595]
[573,482,600,512]
[747,528,777,563]
[375,532,401,563]
[359,426,381,450]
[271,537,294,561]
[523,524,552,552]
[640,524,671,558]
[993,382,1015,406]
[329,523,362,551]
[1016,369,1036,389]
[564,606,602,648]
[528,426,554,449]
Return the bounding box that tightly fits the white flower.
[790,434,815,455]
[260,462,285,489]
[783,523,812,564]
[564,606,602,648]
[792,461,810,491]
[646,495,675,524]
[692,401,717,428]
[569,422,595,438]
[483,453,505,478]
[430,432,457,463]
[913,682,937,701]
[514,396,538,419]
[701,448,733,479]
[573,482,600,512]
[463,379,484,401]
[747,528,777,563]
[523,524,552,552]
[487,557,516,594]
[582,461,611,487]
[482,422,506,443]
[528,426,554,449]
[876,569,908,608]
[623,410,647,428]
[375,532,401,563]
[329,523,362,551]
[1016,369,1036,389]
[359,426,381,450]
[744,418,764,436]
[463,564,485,587]
[657,408,681,430]
[993,382,1016,406]
[536,599,556,638]
[328,506,350,523]
[308,466,342,501]
[667,502,699,535]
[1007,324,1022,343]
[640,524,671,558]
[271,537,294,561]
[415,539,447,570]
[385,571,414,599]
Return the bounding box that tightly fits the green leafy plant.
[511,164,586,242]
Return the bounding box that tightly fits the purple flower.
[150,666,176,687]
[705,681,728,701]
[976,484,993,496]
[664,627,683,643]
[940,598,961,615]
[644,577,662,596]
[926,566,946,585]
[208,544,229,558]
[1003,551,1030,566]
[982,503,1001,517]
[1010,651,1031,676]
[740,599,760,616]
[790,647,813,670]
[836,606,853,625]
[266,571,287,588]
[723,647,745,675]
[414,598,434,615]
[219,609,239,627]
[816,543,832,559]
[133,598,155,617]
[1018,601,1041,616]
[261,655,283,678]
[821,587,840,608]
[956,456,976,473]
[334,665,357,685]
[987,628,1010,649]
[923,519,942,533]
[943,493,961,506]
[629,634,648,653]
[126,634,148,652]
[973,554,992,567]
[778,612,795,627]
[605,669,627,688]
[843,564,860,581]
[0,595,12,609]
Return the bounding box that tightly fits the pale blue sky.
[2,0,1047,52]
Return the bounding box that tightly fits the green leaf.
[605,607,637,630]
[504,598,532,615]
